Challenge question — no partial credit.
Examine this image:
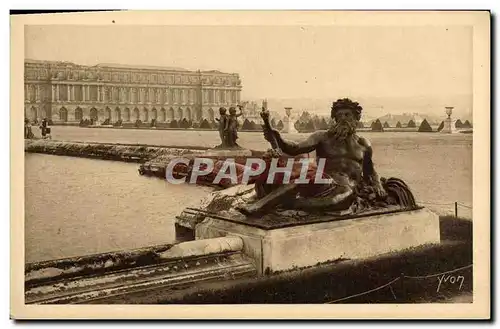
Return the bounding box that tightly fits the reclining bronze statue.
[235,98,417,217]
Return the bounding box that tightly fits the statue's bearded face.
[328,108,358,140]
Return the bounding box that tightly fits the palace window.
[174,89,179,104]
[73,86,82,101]
[149,89,155,103]
[168,90,173,104]
[90,86,98,101]
[220,90,226,104]
[28,85,36,102]
[208,90,214,104]
[113,88,119,102]
[58,85,68,101]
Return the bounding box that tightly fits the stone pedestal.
[281,116,297,134]
[440,117,458,134]
[195,207,441,274]
[203,148,252,157]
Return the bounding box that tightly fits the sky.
[25,25,472,105]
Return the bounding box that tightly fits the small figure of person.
[215,107,228,147]
[225,106,243,147]
[25,118,34,139]
[39,118,51,139]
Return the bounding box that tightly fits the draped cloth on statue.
[188,154,417,213]
[191,155,344,195]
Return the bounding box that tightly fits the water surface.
[25,129,472,263]
[25,154,212,263]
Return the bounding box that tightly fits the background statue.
[25,118,34,139]
[225,106,243,148]
[215,105,244,149]
[215,107,228,147]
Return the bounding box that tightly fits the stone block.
[195,207,441,274]
[203,148,253,157]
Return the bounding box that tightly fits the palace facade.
[24,60,242,123]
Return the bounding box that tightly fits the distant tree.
[199,119,211,129]
[319,118,329,130]
[455,119,463,128]
[271,118,276,128]
[242,119,252,130]
[294,120,303,131]
[299,111,311,122]
[277,120,284,131]
[357,121,364,129]
[418,119,433,132]
[383,121,390,128]
[407,120,416,128]
[463,120,472,128]
[304,119,316,132]
[396,121,402,128]
[169,119,179,128]
[371,119,384,132]
[134,119,142,128]
[312,115,322,128]
[249,121,258,130]
[437,121,444,132]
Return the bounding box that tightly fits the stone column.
[67,85,71,102]
[56,85,60,102]
[51,85,55,101]
[100,86,105,103]
[71,85,75,102]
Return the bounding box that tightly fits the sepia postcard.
[10,10,490,319]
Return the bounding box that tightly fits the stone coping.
[184,205,425,230]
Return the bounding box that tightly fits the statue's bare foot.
[235,204,262,217]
